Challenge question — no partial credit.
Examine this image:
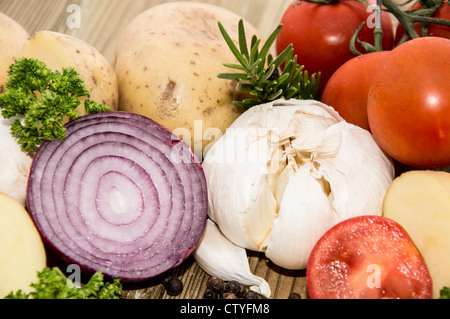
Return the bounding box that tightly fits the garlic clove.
[192,219,271,298]
[311,123,395,221]
[264,162,338,270]
[204,126,277,251]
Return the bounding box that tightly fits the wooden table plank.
[0,0,307,299]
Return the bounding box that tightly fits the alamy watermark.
[66,4,81,29]
[66,263,82,288]
[367,1,383,29]
[367,264,382,289]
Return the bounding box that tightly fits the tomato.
[367,36,450,169]
[276,0,394,94]
[395,0,450,43]
[321,51,390,131]
[306,215,432,299]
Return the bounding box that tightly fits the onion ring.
[27,111,208,281]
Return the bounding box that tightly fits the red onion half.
[26,111,208,281]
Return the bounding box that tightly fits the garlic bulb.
[193,219,271,298]
[0,115,32,206]
[200,99,395,270]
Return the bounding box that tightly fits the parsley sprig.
[0,57,111,154]
[5,267,123,299]
[218,19,321,110]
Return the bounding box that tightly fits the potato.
[0,192,46,298]
[114,1,262,159]
[383,170,450,298]
[23,30,119,112]
[0,13,29,91]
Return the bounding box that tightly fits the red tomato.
[395,0,450,43]
[367,36,450,169]
[321,51,390,130]
[306,215,432,299]
[276,0,394,94]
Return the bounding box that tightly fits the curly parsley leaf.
[0,57,111,154]
[4,267,123,299]
[440,286,450,299]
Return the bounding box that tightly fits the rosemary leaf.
[238,19,249,57]
[217,72,248,81]
[222,63,248,72]
[218,21,248,69]
[218,19,320,109]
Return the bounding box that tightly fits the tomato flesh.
[306,215,432,299]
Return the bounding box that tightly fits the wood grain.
[0,0,307,299]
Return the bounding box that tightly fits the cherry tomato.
[367,36,450,169]
[395,0,450,43]
[306,215,432,299]
[321,51,390,130]
[276,0,394,94]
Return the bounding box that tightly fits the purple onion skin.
[27,111,208,281]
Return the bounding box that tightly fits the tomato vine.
[295,0,450,54]
[384,0,450,40]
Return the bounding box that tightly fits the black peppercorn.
[235,282,248,298]
[224,280,240,294]
[288,292,302,299]
[222,292,238,299]
[162,276,184,296]
[243,290,259,299]
[206,276,225,293]
[203,288,220,299]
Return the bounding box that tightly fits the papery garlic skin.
[202,99,395,270]
[0,116,32,206]
[192,219,271,298]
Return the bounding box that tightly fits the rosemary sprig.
[217,19,321,110]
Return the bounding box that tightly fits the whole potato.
[0,13,29,92]
[23,30,119,112]
[114,1,262,159]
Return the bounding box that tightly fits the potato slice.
[0,192,46,297]
[383,170,450,298]
[23,30,119,112]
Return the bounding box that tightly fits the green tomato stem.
[382,0,450,39]
[300,0,449,53]
[383,0,421,38]
[374,0,384,51]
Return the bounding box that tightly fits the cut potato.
[114,1,262,159]
[383,170,450,298]
[23,30,119,113]
[0,192,46,298]
[0,13,29,91]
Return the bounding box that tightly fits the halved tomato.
[306,215,432,299]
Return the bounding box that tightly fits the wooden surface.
[0,0,308,299]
